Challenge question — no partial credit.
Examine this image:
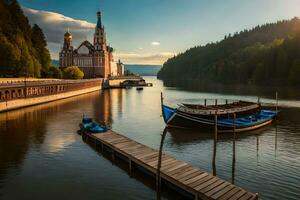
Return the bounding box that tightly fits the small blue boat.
[161,94,278,133]
[80,117,109,133]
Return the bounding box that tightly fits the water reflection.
[163,79,300,100]
[0,77,300,200]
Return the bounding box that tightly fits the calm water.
[0,77,299,200]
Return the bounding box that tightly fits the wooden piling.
[232,113,236,184]
[156,128,167,200]
[276,91,278,113]
[129,159,132,174]
[212,111,218,176]
[214,111,218,141]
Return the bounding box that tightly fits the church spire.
[96,11,102,28]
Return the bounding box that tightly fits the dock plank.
[211,185,235,199]
[83,130,257,200]
[218,187,241,200]
[239,193,256,200]
[200,179,225,194]
[228,190,247,200]
[189,174,212,188]
[205,182,231,197]
[169,165,195,177]
[193,176,219,190]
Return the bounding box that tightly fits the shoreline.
[0,85,101,113]
[0,79,103,113]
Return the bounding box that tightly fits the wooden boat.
[161,93,278,133]
[136,87,143,91]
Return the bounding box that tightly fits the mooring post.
[226,99,228,105]
[112,150,115,161]
[212,111,218,176]
[101,142,104,152]
[156,128,167,200]
[194,193,199,200]
[214,111,218,141]
[232,113,236,184]
[204,99,207,106]
[215,99,218,106]
[276,91,278,113]
[129,159,132,171]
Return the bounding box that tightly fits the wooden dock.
[82,130,258,200]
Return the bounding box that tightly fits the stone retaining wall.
[0,79,102,112]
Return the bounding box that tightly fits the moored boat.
[161,93,278,133]
[79,116,109,133]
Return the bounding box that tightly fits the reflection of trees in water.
[0,91,102,192]
[0,108,49,191]
[163,79,300,99]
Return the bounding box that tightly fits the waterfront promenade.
[0,78,102,112]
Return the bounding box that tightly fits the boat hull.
[162,104,276,133]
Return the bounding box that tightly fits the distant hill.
[158,18,300,86]
[125,64,162,76]
[52,60,59,67]
[51,61,162,76]
[0,0,51,77]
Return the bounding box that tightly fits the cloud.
[22,7,173,64]
[22,7,96,58]
[115,52,175,65]
[151,41,160,46]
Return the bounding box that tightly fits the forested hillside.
[0,0,51,77]
[157,18,300,86]
[125,65,162,76]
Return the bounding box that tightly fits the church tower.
[59,30,73,67]
[94,11,106,51]
[93,11,111,78]
[63,30,72,49]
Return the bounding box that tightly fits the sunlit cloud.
[115,52,175,65]
[151,41,160,46]
[22,7,95,59]
[22,7,172,65]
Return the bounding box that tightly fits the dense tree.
[158,18,300,86]
[62,66,84,79]
[32,24,51,77]
[48,66,62,79]
[0,0,52,78]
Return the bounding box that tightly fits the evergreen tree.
[32,24,51,77]
[158,18,300,86]
[0,0,52,78]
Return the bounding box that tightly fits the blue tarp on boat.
[81,117,108,133]
[217,110,277,128]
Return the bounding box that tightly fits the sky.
[19,0,300,65]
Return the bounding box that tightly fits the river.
[0,76,299,200]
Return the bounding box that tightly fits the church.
[59,11,115,79]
